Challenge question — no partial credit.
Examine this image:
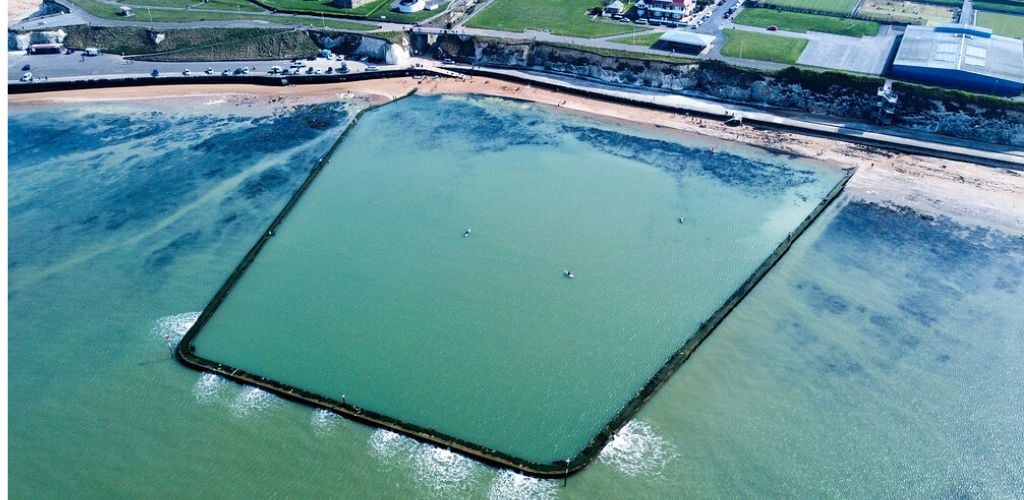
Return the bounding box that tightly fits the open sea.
[8,95,1024,497]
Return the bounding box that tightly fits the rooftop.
[893,24,1024,84]
[659,30,716,47]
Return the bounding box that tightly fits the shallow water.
[189,95,845,465]
[8,96,1023,497]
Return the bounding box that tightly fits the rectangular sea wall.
[178,94,852,477]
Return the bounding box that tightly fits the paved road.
[8,50,384,81]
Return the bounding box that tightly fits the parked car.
[365,65,378,72]
[338,63,349,73]
[767,25,778,31]
[442,58,454,64]
[205,67,214,74]
[151,69,160,77]
[336,54,345,61]
[22,64,31,71]
[313,68,322,74]
[635,18,648,24]
[182,68,191,76]
[359,55,368,62]
[222,69,231,75]
[306,66,315,74]
[326,66,334,74]
[233,67,245,75]
[20,72,33,82]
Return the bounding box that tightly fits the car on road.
[365,65,378,72]
[182,69,191,76]
[222,69,231,75]
[269,65,282,74]
[20,72,33,82]
[442,58,454,64]
[22,64,31,71]
[151,69,159,77]
[767,25,778,31]
[635,18,648,24]
[205,67,214,75]
[233,67,245,75]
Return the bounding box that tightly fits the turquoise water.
[189,95,845,466]
[8,96,1023,497]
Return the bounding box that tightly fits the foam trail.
[310,409,346,436]
[192,372,231,404]
[598,419,677,478]
[488,469,558,500]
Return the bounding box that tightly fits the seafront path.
[449,64,1024,170]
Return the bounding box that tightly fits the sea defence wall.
[172,85,856,477]
[6,68,435,93]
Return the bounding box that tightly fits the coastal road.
[13,0,790,72]
[7,51,383,82]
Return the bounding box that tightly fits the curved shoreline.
[11,74,1024,234]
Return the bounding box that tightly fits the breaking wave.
[310,409,346,436]
[230,386,279,418]
[151,311,200,346]
[367,429,481,493]
[598,419,677,478]
[488,469,558,500]
[192,372,231,404]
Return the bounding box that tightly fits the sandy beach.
[8,0,40,21]
[10,77,1024,234]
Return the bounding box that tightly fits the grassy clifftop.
[60,25,320,60]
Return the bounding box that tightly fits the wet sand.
[11,78,1024,234]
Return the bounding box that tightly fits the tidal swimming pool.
[182,95,849,472]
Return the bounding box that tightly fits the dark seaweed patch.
[145,230,202,269]
[559,125,819,195]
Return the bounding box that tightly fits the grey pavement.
[8,50,383,81]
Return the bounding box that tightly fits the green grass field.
[856,0,955,25]
[607,31,665,46]
[734,8,880,36]
[975,11,1024,38]
[974,0,1024,15]
[465,0,643,38]
[720,29,808,64]
[69,0,379,28]
[762,0,858,14]
[255,0,389,17]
